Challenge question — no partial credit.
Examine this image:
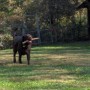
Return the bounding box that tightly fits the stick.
[22,38,39,44]
[22,40,28,44]
[32,38,39,41]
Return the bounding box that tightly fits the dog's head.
[22,34,32,48]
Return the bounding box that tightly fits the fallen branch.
[32,38,39,41]
[22,38,39,44]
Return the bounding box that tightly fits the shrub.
[0,34,13,49]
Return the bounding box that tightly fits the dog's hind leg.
[18,53,22,64]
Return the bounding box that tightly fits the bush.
[0,34,13,49]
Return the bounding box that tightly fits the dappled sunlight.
[0,44,90,67]
[0,55,12,59]
[6,63,28,67]
[31,44,90,66]
[22,74,77,84]
[31,52,90,66]
[0,43,90,89]
[46,78,76,84]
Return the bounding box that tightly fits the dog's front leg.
[13,52,16,63]
[19,53,22,64]
[13,48,17,63]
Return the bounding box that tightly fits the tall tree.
[77,0,90,39]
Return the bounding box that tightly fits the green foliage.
[0,0,9,12]
[14,0,24,5]
[0,34,13,49]
[0,0,88,42]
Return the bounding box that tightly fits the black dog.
[13,34,32,65]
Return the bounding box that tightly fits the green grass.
[0,41,90,90]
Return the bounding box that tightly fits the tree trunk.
[87,8,90,39]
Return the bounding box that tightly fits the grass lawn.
[0,41,90,90]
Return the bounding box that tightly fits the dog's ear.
[26,34,32,41]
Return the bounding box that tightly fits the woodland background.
[0,0,88,48]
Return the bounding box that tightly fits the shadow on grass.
[0,63,90,89]
[32,42,90,55]
[0,42,90,90]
